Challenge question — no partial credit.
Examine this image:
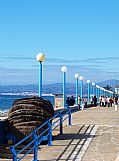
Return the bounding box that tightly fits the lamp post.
[98,86,101,98]
[107,90,108,97]
[102,88,105,96]
[104,89,107,97]
[74,73,80,105]
[98,86,100,103]
[36,53,45,97]
[109,91,112,97]
[111,91,113,97]
[106,90,108,97]
[100,87,103,96]
[61,66,67,107]
[87,80,90,104]
[79,76,83,108]
[92,82,95,96]
[112,91,113,97]
[103,89,105,97]
[96,85,99,103]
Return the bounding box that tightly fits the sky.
[0,0,119,85]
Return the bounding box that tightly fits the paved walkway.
[38,105,119,161]
[1,105,119,161]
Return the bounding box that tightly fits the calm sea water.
[0,95,55,112]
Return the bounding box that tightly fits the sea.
[0,94,55,113]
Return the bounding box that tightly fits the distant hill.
[0,79,118,95]
[98,79,119,90]
[0,85,38,93]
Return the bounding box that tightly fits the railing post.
[67,104,72,126]
[32,131,38,161]
[59,112,63,134]
[48,120,52,146]
[69,108,72,126]
[10,146,17,161]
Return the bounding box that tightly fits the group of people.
[66,95,75,106]
[91,95,119,107]
[66,95,81,109]
[66,94,118,109]
[99,96,113,107]
[99,96,118,107]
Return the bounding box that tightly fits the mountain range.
[0,79,118,95]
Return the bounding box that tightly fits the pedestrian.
[114,96,118,111]
[78,95,81,110]
[99,96,102,106]
[107,97,110,107]
[92,95,97,106]
[115,96,118,105]
[101,96,105,107]
[66,95,75,106]
[109,97,113,107]
[90,96,93,106]
[105,97,108,107]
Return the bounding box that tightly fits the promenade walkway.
[2,105,119,161]
[38,105,119,161]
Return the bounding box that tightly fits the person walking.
[114,96,118,111]
[107,97,110,107]
[109,97,113,107]
[115,96,118,105]
[99,96,102,106]
[78,95,81,110]
[92,95,97,106]
[105,97,108,107]
[102,96,105,107]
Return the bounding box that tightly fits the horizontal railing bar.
[48,109,66,122]
[34,120,48,132]
[52,123,61,131]
[62,115,69,122]
[63,110,69,115]
[52,118,60,126]
[17,138,35,155]
[45,132,50,138]
[18,146,34,161]
[14,132,33,148]
[49,112,60,121]
[37,127,50,139]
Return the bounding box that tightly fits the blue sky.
[0,0,119,85]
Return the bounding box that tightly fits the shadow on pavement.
[53,125,98,161]
[54,133,97,141]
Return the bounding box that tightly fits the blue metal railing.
[10,104,72,161]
